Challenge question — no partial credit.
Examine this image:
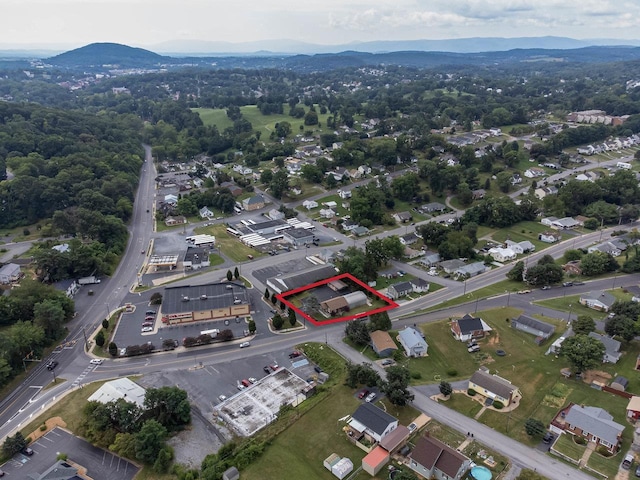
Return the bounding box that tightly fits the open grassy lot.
[441,393,483,418]
[490,221,554,252]
[534,295,607,321]
[195,224,263,263]
[417,279,524,314]
[587,448,620,479]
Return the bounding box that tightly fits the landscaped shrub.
[467,389,476,396]
[596,445,613,457]
[446,368,458,376]
[411,371,422,380]
[492,401,504,409]
[574,436,586,445]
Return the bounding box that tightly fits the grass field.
[195,224,263,263]
[552,433,585,462]
[490,221,555,252]
[533,295,607,321]
[441,393,484,418]
[193,104,332,139]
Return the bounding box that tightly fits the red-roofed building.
[408,434,471,480]
[362,446,390,476]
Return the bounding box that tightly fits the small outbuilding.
[222,466,240,480]
[362,446,390,476]
[611,376,629,392]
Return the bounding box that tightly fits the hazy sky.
[2,0,640,48]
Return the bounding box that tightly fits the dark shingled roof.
[162,283,249,314]
[457,314,484,334]
[351,403,397,436]
[469,369,517,400]
[410,435,468,478]
[267,264,337,293]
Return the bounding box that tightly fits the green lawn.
[553,433,585,462]
[195,224,263,263]
[440,393,483,418]
[533,295,607,321]
[587,448,620,479]
[208,254,225,267]
[490,221,554,252]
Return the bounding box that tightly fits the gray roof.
[351,403,397,435]
[588,332,621,356]
[469,369,517,400]
[581,290,616,308]
[163,282,249,314]
[455,262,486,275]
[285,228,314,239]
[391,281,413,295]
[439,259,466,270]
[343,291,368,308]
[0,263,20,275]
[398,327,428,350]
[32,460,80,480]
[246,219,287,232]
[513,315,555,335]
[244,195,264,205]
[184,247,207,263]
[421,202,447,211]
[564,405,624,447]
[267,264,337,293]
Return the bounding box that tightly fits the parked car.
[218,395,227,402]
[241,379,251,387]
[542,432,554,444]
[145,310,156,315]
[270,364,279,371]
[468,345,480,353]
[541,285,551,290]
[358,389,369,399]
[46,360,58,370]
[144,316,155,321]
[21,447,34,456]
[381,359,393,366]
[623,453,634,470]
[248,377,257,384]
[408,422,417,433]
[142,322,153,328]
[313,366,323,373]
[635,464,640,478]
[239,342,250,348]
[141,326,153,332]
[517,289,531,294]
[289,351,302,359]
[89,358,103,365]
[237,384,246,391]
[562,282,573,287]
[0,467,4,476]
[365,392,377,403]
[263,366,271,374]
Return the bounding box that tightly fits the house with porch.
[468,368,520,406]
[348,403,398,443]
[397,326,428,357]
[488,247,517,262]
[454,261,487,279]
[588,332,622,363]
[555,404,624,454]
[408,434,471,480]
[580,291,616,312]
[538,231,562,243]
[450,314,492,342]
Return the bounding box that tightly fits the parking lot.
[0,427,138,480]
[139,348,323,438]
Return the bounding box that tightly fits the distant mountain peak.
[48,42,165,67]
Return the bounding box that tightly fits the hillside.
[47,42,166,67]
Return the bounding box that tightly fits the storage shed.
[362,446,390,476]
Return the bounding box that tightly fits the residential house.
[51,243,69,253]
[450,314,492,341]
[419,251,441,267]
[399,232,419,246]
[511,173,523,185]
[408,434,471,480]
[468,368,520,406]
[562,404,624,454]
[393,211,413,223]
[626,285,640,303]
[353,226,370,237]
[524,167,545,178]
[242,194,266,211]
[471,189,486,200]
[539,231,562,243]
[266,208,285,221]
[511,314,555,344]
[320,291,368,316]
[323,201,338,209]
[319,208,335,219]
[0,263,21,284]
[164,215,187,226]
[302,199,318,210]
[164,193,178,205]
[488,247,517,262]
[580,291,616,312]
[338,189,352,199]
[348,403,399,442]
[588,242,622,257]
[387,281,414,300]
[411,278,430,294]
[219,182,243,196]
[588,332,622,363]
[199,206,214,219]
[576,171,600,182]
[420,202,447,213]
[626,396,640,421]
[534,186,558,199]
[370,330,398,358]
[505,240,535,254]
[454,261,487,279]
[397,326,428,357]
[54,279,79,298]
[341,219,358,232]
[438,259,466,274]
[404,247,425,259]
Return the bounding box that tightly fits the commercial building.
[162,282,251,324]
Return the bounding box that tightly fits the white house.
[319,208,335,219]
[199,206,214,219]
[164,194,178,205]
[488,247,517,262]
[349,403,398,443]
[539,231,561,243]
[505,240,535,254]
[338,189,352,199]
[0,263,21,284]
[397,326,428,357]
[524,167,545,178]
[302,200,318,210]
[580,291,616,312]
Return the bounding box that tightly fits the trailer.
[78,276,101,285]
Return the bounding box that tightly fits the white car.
[218,395,227,402]
[248,377,257,384]
[365,392,377,403]
[239,341,250,348]
[89,358,103,365]
[141,326,153,332]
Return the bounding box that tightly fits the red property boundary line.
[276,273,399,326]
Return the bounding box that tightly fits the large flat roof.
[163,282,249,314]
[267,264,337,294]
